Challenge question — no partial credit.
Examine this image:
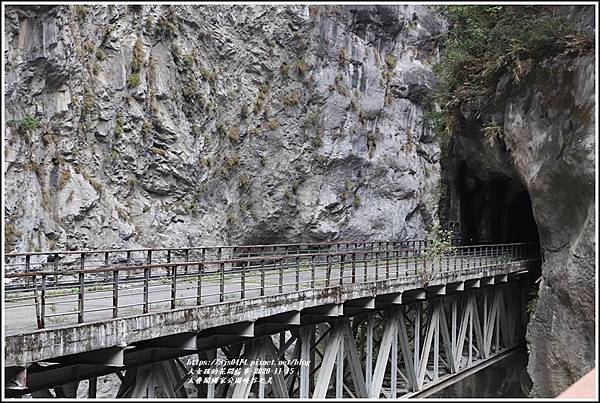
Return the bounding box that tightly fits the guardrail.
[3,241,540,331]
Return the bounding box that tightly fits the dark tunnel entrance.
[455,162,540,246]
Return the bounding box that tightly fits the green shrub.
[353,194,362,207]
[240,103,249,119]
[284,189,294,201]
[4,223,22,253]
[239,175,251,191]
[200,67,217,82]
[296,60,308,76]
[171,44,182,60]
[216,123,228,137]
[266,119,279,130]
[95,48,107,61]
[142,119,153,138]
[305,111,320,128]
[183,52,195,67]
[127,73,141,88]
[131,36,144,73]
[9,114,41,134]
[114,113,124,136]
[149,146,167,156]
[200,156,212,167]
[226,210,237,224]
[83,88,95,112]
[74,5,89,19]
[83,171,102,193]
[428,6,593,139]
[223,153,240,173]
[58,169,71,190]
[422,225,455,260]
[334,74,348,96]
[282,89,301,106]
[155,8,179,38]
[229,127,240,143]
[145,16,154,31]
[280,62,290,78]
[253,82,269,113]
[82,39,95,53]
[384,54,397,70]
[182,79,200,101]
[339,48,348,65]
[24,161,43,179]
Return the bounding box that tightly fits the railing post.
[78,270,85,323]
[466,247,470,270]
[198,248,205,305]
[414,247,418,275]
[395,243,399,278]
[126,251,131,280]
[25,255,31,288]
[171,265,177,309]
[261,259,266,296]
[352,252,356,284]
[454,249,457,272]
[40,274,46,329]
[143,267,149,314]
[147,250,152,265]
[33,275,42,329]
[197,263,203,306]
[326,255,331,287]
[296,256,300,291]
[54,253,59,286]
[166,250,171,278]
[220,261,225,302]
[364,246,368,282]
[339,253,344,286]
[279,258,284,294]
[184,249,189,275]
[113,270,119,318]
[311,256,315,288]
[241,261,246,299]
[385,242,390,279]
[375,247,379,280]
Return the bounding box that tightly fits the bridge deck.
[4,241,540,368]
[4,242,537,333]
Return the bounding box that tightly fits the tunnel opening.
[439,158,541,397]
[454,161,540,246]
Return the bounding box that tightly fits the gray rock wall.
[447,53,595,396]
[507,56,595,397]
[4,4,445,252]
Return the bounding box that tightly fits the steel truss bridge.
[3,240,540,398]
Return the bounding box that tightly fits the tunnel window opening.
[456,162,540,246]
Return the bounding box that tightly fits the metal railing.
[3,241,540,331]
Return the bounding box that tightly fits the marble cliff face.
[4,5,444,252]
[3,4,595,397]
